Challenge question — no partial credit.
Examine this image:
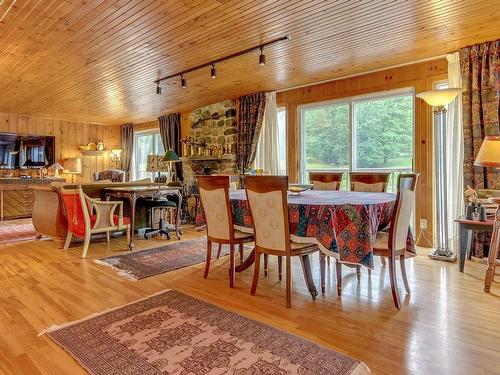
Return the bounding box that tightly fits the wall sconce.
[110,149,122,162]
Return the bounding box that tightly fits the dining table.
[199,189,416,298]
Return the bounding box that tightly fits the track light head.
[210,64,217,79]
[180,74,187,88]
[155,83,162,95]
[259,46,266,66]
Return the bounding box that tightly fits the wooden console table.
[456,216,499,292]
[104,185,182,250]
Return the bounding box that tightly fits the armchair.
[60,187,131,257]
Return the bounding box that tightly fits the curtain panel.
[120,123,134,181]
[254,92,280,175]
[460,39,500,190]
[159,113,183,181]
[237,92,266,174]
[459,40,500,259]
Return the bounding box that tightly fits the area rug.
[0,219,38,244]
[44,290,368,374]
[95,237,247,280]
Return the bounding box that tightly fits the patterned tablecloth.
[198,189,415,268]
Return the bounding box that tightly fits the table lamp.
[63,158,82,183]
[473,135,500,292]
[146,155,169,180]
[162,149,180,180]
[48,162,64,177]
[417,87,463,262]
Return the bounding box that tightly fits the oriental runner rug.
[0,219,38,244]
[96,237,248,280]
[44,290,368,375]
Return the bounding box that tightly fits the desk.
[105,185,182,250]
[456,217,493,273]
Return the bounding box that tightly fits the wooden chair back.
[349,172,390,192]
[60,187,90,237]
[309,172,343,190]
[197,175,233,242]
[389,173,419,252]
[244,176,290,255]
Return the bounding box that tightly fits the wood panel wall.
[276,58,448,246]
[0,112,120,182]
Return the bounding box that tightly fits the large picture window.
[300,88,414,191]
[132,130,164,180]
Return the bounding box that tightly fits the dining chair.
[338,173,419,309]
[349,172,390,192]
[197,175,253,288]
[309,171,343,190]
[244,175,325,308]
[60,187,131,258]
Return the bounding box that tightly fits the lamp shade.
[63,158,82,173]
[162,149,180,162]
[474,135,500,168]
[48,162,64,171]
[416,88,463,107]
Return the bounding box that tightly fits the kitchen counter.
[0,177,66,220]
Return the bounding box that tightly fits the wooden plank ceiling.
[1,0,499,125]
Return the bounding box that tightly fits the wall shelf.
[80,150,107,156]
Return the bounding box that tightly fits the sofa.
[32,180,155,248]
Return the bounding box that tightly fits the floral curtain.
[237,92,266,174]
[459,40,500,258]
[460,40,500,190]
[159,113,183,181]
[120,123,134,181]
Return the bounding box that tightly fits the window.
[133,130,164,180]
[300,88,414,192]
[277,107,287,174]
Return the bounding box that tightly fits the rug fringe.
[38,289,173,337]
[93,259,138,281]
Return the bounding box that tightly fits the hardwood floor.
[0,227,499,375]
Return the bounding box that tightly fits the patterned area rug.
[96,237,244,280]
[0,219,38,244]
[45,290,368,374]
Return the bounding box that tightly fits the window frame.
[298,87,415,184]
[277,106,288,175]
[132,128,164,181]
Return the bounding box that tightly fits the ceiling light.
[259,46,266,66]
[210,64,217,79]
[181,74,187,88]
[155,82,162,95]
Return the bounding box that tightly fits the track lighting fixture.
[259,46,266,66]
[153,35,290,93]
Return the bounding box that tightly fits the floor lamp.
[417,88,463,261]
[473,135,500,292]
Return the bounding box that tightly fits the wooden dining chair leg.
[335,261,342,297]
[381,257,387,266]
[285,255,292,308]
[400,254,410,294]
[251,251,261,295]
[277,256,282,281]
[229,244,235,288]
[203,240,212,279]
[388,256,401,309]
[216,243,222,259]
[319,252,326,294]
[356,265,361,281]
[239,243,244,262]
[264,253,269,277]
